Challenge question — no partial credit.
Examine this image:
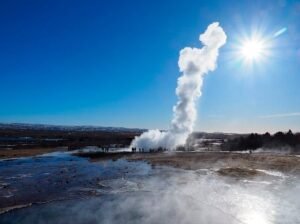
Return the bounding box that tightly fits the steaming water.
[0,154,299,224]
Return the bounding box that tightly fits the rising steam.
[131,22,227,150]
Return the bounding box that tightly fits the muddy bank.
[77,151,300,173]
[0,148,67,159]
[130,152,300,173]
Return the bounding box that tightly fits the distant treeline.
[222,130,300,152]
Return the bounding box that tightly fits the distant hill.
[0,123,147,133]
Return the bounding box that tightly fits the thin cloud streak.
[259,112,300,119]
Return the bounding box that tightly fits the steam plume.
[131,22,227,150]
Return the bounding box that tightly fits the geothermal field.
[1,1,300,223]
[0,148,300,224]
[1,22,300,224]
[1,122,300,224]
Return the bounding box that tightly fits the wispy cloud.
[259,112,300,119]
[273,27,287,37]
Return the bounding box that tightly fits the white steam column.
[131,22,227,151]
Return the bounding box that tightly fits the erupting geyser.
[131,22,227,151]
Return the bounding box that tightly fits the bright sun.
[240,38,265,61]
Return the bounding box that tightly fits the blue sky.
[1,0,300,133]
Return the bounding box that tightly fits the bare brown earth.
[78,151,300,174]
[217,167,261,178]
[131,152,300,173]
[0,148,67,159]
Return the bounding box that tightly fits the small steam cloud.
[131,22,227,150]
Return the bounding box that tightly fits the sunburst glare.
[238,36,270,63]
[241,38,265,61]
